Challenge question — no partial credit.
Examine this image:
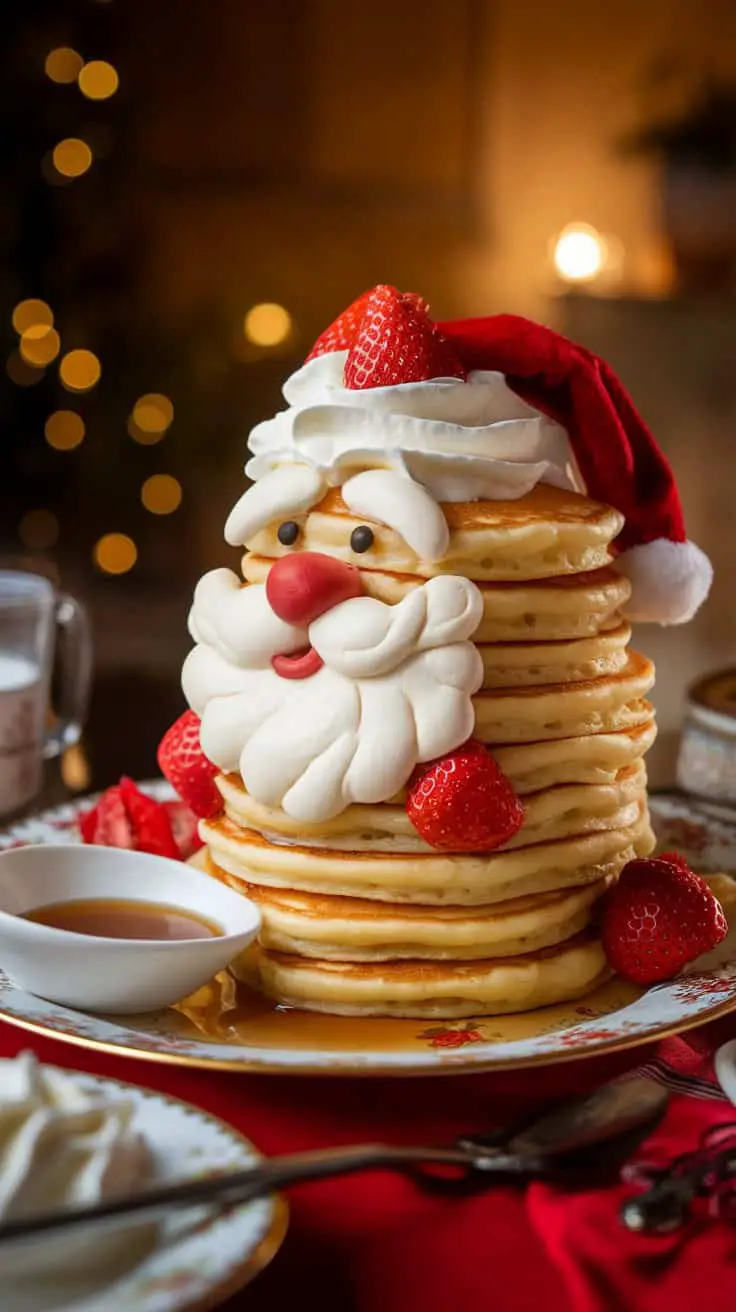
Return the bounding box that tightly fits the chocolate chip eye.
[350,525,374,554]
[277,521,300,546]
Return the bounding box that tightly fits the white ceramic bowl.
[0,844,261,1014]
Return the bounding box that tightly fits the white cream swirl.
[0,1052,153,1278]
[246,350,582,502]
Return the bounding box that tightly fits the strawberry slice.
[164,799,204,860]
[344,285,467,390]
[157,710,221,820]
[407,740,523,852]
[118,777,180,859]
[79,778,179,860]
[306,285,429,362]
[601,855,728,985]
[79,786,131,847]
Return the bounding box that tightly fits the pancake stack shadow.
[201,485,656,1018]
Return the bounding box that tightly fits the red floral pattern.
[419,1024,486,1049]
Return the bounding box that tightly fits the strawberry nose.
[266,552,362,627]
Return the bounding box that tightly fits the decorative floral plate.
[1,787,736,1076]
[0,1063,287,1312]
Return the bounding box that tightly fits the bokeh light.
[19,509,59,551]
[128,393,174,445]
[6,352,44,386]
[12,299,53,334]
[20,325,61,367]
[141,474,183,515]
[61,743,92,792]
[94,533,138,575]
[52,138,93,179]
[78,60,119,100]
[45,410,85,451]
[553,223,607,283]
[45,48,83,84]
[59,348,101,391]
[243,303,292,347]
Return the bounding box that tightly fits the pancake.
[217,762,647,852]
[472,654,655,744]
[199,807,655,905]
[249,933,610,1018]
[492,720,656,793]
[477,623,631,688]
[209,857,612,961]
[241,560,632,643]
[244,486,624,582]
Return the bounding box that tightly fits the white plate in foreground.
[0,1062,286,1312]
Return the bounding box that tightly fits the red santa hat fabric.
[438,313,712,626]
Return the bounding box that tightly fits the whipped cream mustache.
[183,570,483,822]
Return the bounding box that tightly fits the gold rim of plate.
[1,992,736,1075]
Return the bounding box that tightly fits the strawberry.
[344,285,466,389]
[79,778,179,860]
[164,799,204,860]
[601,855,728,985]
[306,286,428,361]
[157,710,221,820]
[79,785,130,847]
[407,741,524,852]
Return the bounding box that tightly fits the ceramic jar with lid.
[677,669,736,807]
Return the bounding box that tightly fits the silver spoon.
[0,1072,668,1244]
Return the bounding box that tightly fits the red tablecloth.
[3,1019,736,1311]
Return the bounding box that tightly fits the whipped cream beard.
[182,564,483,823]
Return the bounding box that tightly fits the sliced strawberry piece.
[407,741,523,852]
[164,800,204,861]
[157,710,222,820]
[118,777,180,859]
[601,855,728,985]
[344,285,466,390]
[306,286,429,361]
[79,779,179,860]
[79,786,132,847]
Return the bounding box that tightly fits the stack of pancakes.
[201,485,656,1018]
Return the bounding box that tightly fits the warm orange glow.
[78,60,119,100]
[553,223,608,282]
[244,303,292,347]
[141,474,182,515]
[59,348,101,392]
[45,411,85,451]
[130,393,174,440]
[20,326,61,367]
[19,509,59,551]
[52,138,93,179]
[61,743,92,791]
[45,48,83,84]
[12,299,53,334]
[6,353,44,386]
[94,533,138,575]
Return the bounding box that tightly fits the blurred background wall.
[2,0,735,793]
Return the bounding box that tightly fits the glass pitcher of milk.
[0,572,91,819]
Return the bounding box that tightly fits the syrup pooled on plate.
[23,898,223,941]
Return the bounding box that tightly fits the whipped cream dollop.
[246,350,583,502]
[0,1051,153,1278]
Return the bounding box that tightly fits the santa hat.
[437,313,711,625]
[233,286,711,626]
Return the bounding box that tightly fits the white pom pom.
[617,538,713,625]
